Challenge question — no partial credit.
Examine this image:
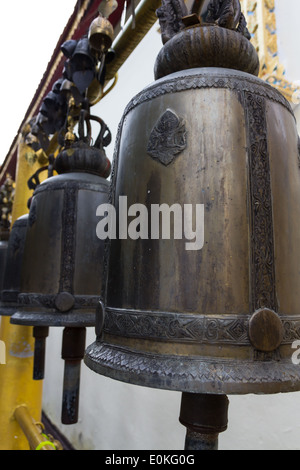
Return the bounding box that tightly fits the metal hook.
[27,166,49,192]
[88,114,112,149]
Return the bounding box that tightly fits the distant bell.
[0,215,28,317]
[0,239,8,306]
[88,13,114,55]
[11,111,111,424]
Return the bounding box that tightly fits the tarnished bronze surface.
[0,215,28,316]
[10,111,111,423]
[179,393,229,434]
[61,327,86,425]
[249,309,284,353]
[88,13,114,55]
[10,173,109,328]
[179,393,229,450]
[154,25,259,79]
[11,109,111,329]
[0,241,8,304]
[85,66,300,395]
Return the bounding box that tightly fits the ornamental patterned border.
[244,92,277,312]
[18,293,100,310]
[104,308,250,344]
[123,70,293,118]
[85,341,300,393]
[103,307,300,346]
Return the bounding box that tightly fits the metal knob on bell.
[85,0,300,448]
[11,109,111,425]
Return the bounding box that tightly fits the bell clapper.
[32,326,49,381]
[179,393,229,450]
[61,327,87,425]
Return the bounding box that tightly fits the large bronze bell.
[11,109,111,425]
[85,0,300,448]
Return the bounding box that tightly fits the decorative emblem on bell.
[147,109,187,165]
[84,0,300,449]
[11,106,111,425]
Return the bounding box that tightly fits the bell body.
[85,67,300,394]
[11,172,109,327]
[0,239,8,305]
[0,215,28,316]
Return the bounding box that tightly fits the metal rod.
[184,430,219,450]
[61,327,86,425]
[105,0,162,82]
[14,405,56,451]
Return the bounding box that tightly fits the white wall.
[42,6,300,450]
[276,0,300,83]
[276,0,300,126]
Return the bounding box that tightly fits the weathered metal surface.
[179,393,229,450]
[0,215,28,316]
[10,109,111,424]
[88,12,114,54]
[10,173,109,327]
[85,66,300,395]
[154,25,259,80]
[61,327,86,425]
[156,0,188,44]
[0,241,8,307]
[147,109,187,165]
[179,393,229,433]
[33,326,49,380]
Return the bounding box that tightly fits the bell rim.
[10,311,95,328]
[84,341,300,395]
[10,293,100,327]
[0,303,20,317]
